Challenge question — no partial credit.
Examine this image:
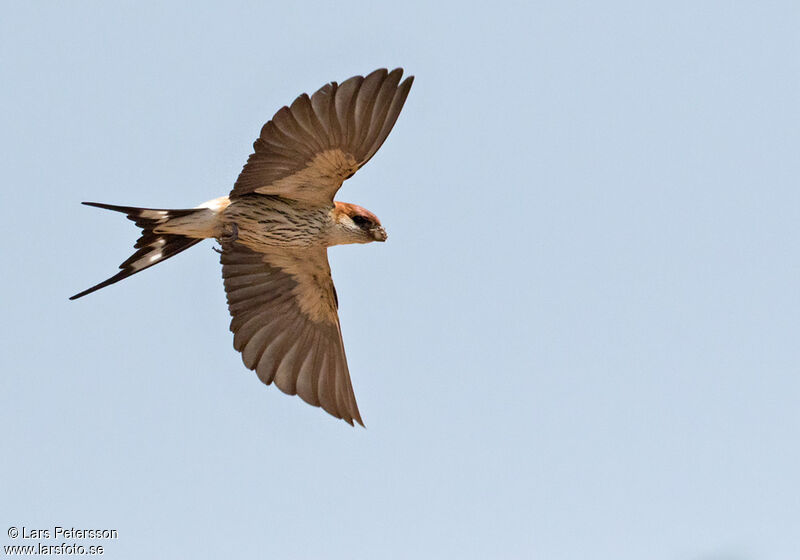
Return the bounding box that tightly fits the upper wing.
[230,68,413,204]
[221,243,362,426]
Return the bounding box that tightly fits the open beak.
[372,226,388,242]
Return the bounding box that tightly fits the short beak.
[372,226,388,242]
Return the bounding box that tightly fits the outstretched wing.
[230,68,413,204]
[221,243,362,426]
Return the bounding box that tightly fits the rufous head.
[332,201,388,245]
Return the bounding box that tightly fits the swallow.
[71,68,414,426]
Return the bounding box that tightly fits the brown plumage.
[71,68,414,426]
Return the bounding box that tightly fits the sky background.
[2,2,799,559]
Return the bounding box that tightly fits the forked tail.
[70,202,212,300]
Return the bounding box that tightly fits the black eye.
[352,215,370,227]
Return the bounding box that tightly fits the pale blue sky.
[2,2,799,559]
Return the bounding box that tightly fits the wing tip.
[337,410,365,428]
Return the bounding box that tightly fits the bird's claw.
[221,222,239,244]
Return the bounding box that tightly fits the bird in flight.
[71,68,414,426]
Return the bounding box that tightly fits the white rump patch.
[195,196,230,212]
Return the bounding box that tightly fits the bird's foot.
[221,222,239,244]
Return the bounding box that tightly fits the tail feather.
[70,202,210,300]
